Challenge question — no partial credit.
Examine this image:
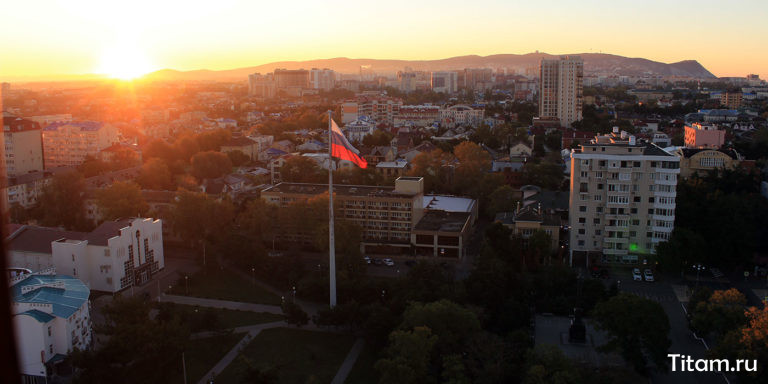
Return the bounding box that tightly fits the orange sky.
[1,0,766,81]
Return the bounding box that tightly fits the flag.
[330,119,368,168]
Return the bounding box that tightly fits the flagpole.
[328,110,337,307]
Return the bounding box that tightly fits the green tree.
[523,345,581,384]
[362,130,394,147]
[138,158,174,190]
[375,326,438,384]
[485,185,518,218]
[191,150,232,179]
[95,181,148,221]
[226,150,251,166]
[281,155,324,183]
[691,288,747,338]
[33,171,90,230]
[399,300,481,356]
[592,293,672,374]
[171,190,235,254]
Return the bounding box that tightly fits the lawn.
[169,270,282,305]
[344,343,380,384]
[168,332,245,384]
[164,303,284,330]
[215,328,356,384]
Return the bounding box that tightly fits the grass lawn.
[344,343,380,384]
[168,332,245,384]
[169,270,282,305]
[215,328,356,384]
[167,303,284,330]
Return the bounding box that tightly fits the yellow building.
[674,147,742,179]
[3,116,44,177]
[42,121,118,168]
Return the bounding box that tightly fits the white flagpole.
[328,110,337,307]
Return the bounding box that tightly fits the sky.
[1,0,767,81]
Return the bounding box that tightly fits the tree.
[191,151,232,179]
[78,155,110,177]
[70,296,190,384]
[138,158,174,190]
[171,190,235,253]
[144,139,177,163]
[226,150,251,166]
[362,129,394,147]
[485,185,518,218]
[408,149,453,193]
[281,302,309,327]
[32,171,90,230]
[592,293,672,374]
[523,345,581,384]
[399,300,481,356]
[281,156,324,183]
[375,326,438,384]
[95,181,148,221]
[691,288,747,338]
[174,135,201,162]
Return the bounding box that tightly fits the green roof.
[17,309,55,323]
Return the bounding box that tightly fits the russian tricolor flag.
[330,119,368,169]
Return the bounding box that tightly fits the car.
[363,256,371,264]
[373,258,383,266]
[383,258,395,267]
[632,268,642,281]
[643,269,654,282]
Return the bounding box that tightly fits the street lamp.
[693,264,705,287]
[184,276,189,295]
[292,286,296,303]
[251,268,255,286]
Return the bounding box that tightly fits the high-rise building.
[431,71,458,93]
[539,56,583,128]
[463,68,493,90]
[569,129,679,265]
[397,71,417,93]
[3,116,44,176]
[309,68,336,91]
[41,121,118,168]
[274,69,309,89]
[248,73,276,98]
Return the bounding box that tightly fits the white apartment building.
[309,68,336,91]
[11,269,92,380]
[440,105,485,128]
[569,129,679,265]
[344,116,377,143]
[431,71,458,94]
[42,121,119,168]
[7,218,164,293]
[539,56,583,128]
[3,116,44,177]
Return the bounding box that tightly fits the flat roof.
[423,195,475,213]
[414,211,471,233]
[12,274,89,318]
[263,182,418,197]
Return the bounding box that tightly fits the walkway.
[331,338,365,384]
[224,263,325,316]
[162,294,283,314]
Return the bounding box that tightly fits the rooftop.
[7,218,139,254]
[414,210,471,233]
[263,182,420,197]
[423,195,475,213]
[12,273,89,318]
[43,121,105,132]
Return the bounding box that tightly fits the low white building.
[11,269,92,380]
[7,218,164,293]
[343,116,376,143]
[440,105,484,128]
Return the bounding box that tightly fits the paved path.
[224,263,325,316]
[162,294,283,314]
[331,338,365,384]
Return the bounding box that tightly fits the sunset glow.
[97,41,154,80]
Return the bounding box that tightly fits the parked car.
[373,258,383,266]
[643,269,654,282]
[363,256,371,264]
[632,268,642,281]
[383,258,395,267]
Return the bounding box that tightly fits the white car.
[383,258,395,267]
[632,268,642,281]
[363,256,371,264]
[643,269,654,282]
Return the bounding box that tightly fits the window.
[595,229,602,235]
[629,231,636,237]
[593,218,600,224]
[580,183,588,193]
[630,208,638,214]
[579,206,586,212]
[596,207,603,213]
[632,219,640,225]
[578,229,586,234]
[599,160,606,167]
[634,196,641,202]
[594,195,602,201]
[648,209,654,214]
[648,197,655,203]
[48,326,51,337]
[598,184,604,190]
[608,195,629,204]
[578,240,585,246]
[578,217,586,223]
[647,232,652,238]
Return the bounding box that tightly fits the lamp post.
[184,276,189,295]
[693,264,705,287]
[292,286,296,303]
[251,268,255,286]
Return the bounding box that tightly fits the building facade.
[309,68,336,91]
[674,147,743,178]
[684,122,725,149]
[3,116,44,177]
[42,121,119,168]
[539,56,583,128]
[11,269,92,380]
[440,105,485,128]
[569,130,679,264]
[248,73,276,98]
[431,71,458,94]
[7,218,164,293]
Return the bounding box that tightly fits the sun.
[97,41,154,80]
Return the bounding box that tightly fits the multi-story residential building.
[569,129,679,265]
[719,92,742,109]
[463,68,493,90]
[376,160,409,179]
[440,105,485,128]
[42,121,118,168]
[341,96,403,126]
[7,218,164,293]
[220,136,260,161]
[431,71,458,94]
[248,73,276,98]
[274,69,309,90]
[539,56,583,128]
[397,71,417,93]
[25,114,73,126]
[3,115,44,176]
[309,68,336,91]
[11,269,92,381]
[394,105,441,127]
[684,122,725,148]
[673,147,744,179]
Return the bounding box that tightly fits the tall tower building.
[539,56,583,128]
[569,129,679,266]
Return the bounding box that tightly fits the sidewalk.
[331,338,365,384]
[224,263,325,316]
[162,294,283,314]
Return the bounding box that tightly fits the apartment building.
[274,69,309,89]
[684,122,725,149]
[341,96,403,126]
[3,115,44,177]
[440,105,485,128]
[309,68,336,91]
[394,105,441,127]
[569,129,679,265]
[431,71,458,94]
[7,218,164,293]
[11,269,92,380]
[42,121,119,168]
[248,73,276,98]
[539,56,583,128]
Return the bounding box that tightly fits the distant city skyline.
[1,0,767,80]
